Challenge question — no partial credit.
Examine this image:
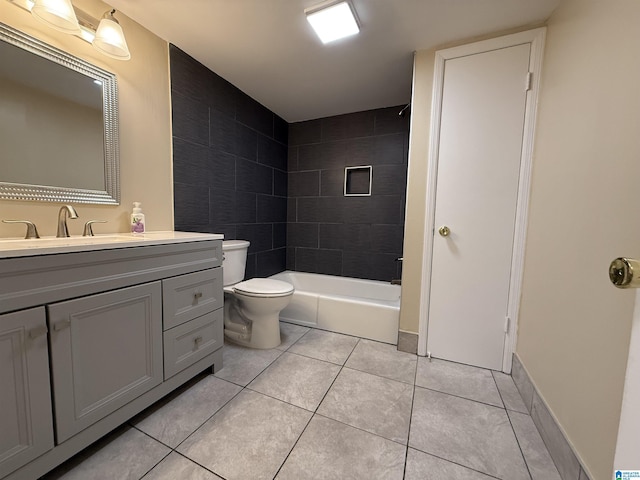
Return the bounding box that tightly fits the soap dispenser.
[131,202,146,234]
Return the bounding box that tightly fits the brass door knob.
[609,257,640,288]
[438,225,451,237]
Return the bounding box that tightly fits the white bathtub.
[269,271,401,344]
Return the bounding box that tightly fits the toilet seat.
[232,278,294,298]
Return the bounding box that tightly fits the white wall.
[399,49,434,332]
[614,290,640,469]
[517,0,640,478]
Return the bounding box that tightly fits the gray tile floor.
[43,323,561,480]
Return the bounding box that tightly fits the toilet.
[222,240,294,349]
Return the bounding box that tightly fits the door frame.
[417,28,546,372]
[614,289,640,469]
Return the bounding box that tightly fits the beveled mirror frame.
[0,22,120,204]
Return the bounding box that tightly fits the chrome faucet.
[83,220,107,237]
[2,220,40,239]
[56,205,79,238]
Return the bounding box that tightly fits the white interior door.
[426,43,531,370]
[614,289,640,470]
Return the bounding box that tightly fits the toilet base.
[224,327,280,349]
[224,299,282,349]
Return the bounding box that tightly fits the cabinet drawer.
[163,309,223,379]
[162,268,223,330]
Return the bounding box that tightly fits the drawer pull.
[193,291,203,300]
[28,325,48,338]
[53,319,71,331]
[194,336,203,348]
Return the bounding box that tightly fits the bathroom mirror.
[0,22,120,204]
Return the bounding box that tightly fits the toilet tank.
[222,240,250,286]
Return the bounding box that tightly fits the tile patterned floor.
[43,323,561,480]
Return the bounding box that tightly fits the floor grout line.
[171,380,244,452]
[405,446,504,480]
[144,347,542,480]
[491,370,534,480]
[270,407,315,479]
[272,337,362,478]
[412,381,507,410]
[136,446,172,480]
[172,450,231,480]
[402,346,420,480]
[45,328,559,480]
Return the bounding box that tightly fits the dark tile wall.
[170,45,287,278]
[288,108,409,282]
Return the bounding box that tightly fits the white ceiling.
[108,0,560,123]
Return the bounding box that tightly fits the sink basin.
[0,235,136,249]
[0,231,224,258]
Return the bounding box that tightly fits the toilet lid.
[233,278,294,296]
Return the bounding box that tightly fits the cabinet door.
[48,282,162,443]
[0,307,53,478]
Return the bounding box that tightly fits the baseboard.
[397,330,418,354]
[512,353,594,480]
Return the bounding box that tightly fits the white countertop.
[0,231,223,259]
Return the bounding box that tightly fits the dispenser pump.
[131,202,145,234]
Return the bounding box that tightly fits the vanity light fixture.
[7,0,131,60]
[305,0,360,44]
[31,0,80,34]
[93,9,130,60]
[76,23,96,43]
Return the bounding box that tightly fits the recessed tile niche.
[344,166,372,196]
[288,106,409,282]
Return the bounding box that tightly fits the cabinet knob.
[53,319,71,331]
[193,291,203,300]
[28,324,48,338]
[194,336,203,348]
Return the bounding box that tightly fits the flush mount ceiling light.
[305,0,360,44]
[31,0,80,34]
[93,9,130,60]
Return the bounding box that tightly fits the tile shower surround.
[170,45,288,278]
[288,109,409,282]
[170,45,409,282]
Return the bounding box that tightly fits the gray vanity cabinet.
[47,282,163,443]
[0,308,54,479]
[0,237,223,480]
